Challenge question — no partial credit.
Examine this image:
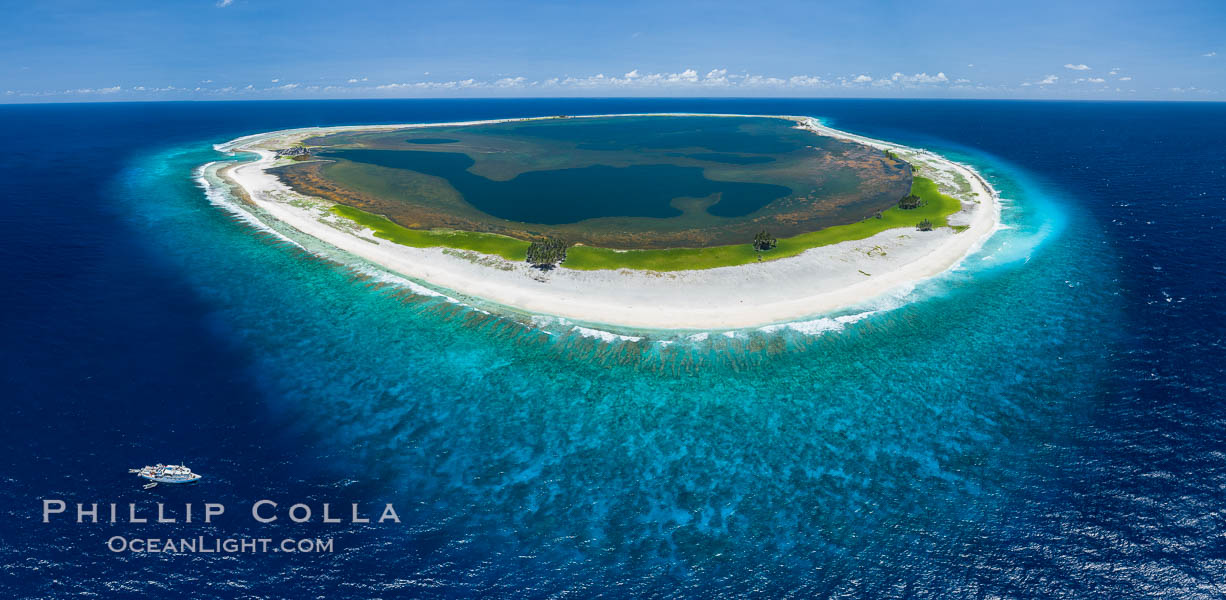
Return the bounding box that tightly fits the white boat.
[129,463,202,486]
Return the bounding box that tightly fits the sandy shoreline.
[212,114,1000,330]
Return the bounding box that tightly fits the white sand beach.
[213,114,1000,330]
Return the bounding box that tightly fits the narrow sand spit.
[213,114,1000,330]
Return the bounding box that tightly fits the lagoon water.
[3,99,1225,598]
[323,147,793,222]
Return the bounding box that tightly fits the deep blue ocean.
[2,99,1225,598]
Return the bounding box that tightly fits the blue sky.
[2,0,1223,102]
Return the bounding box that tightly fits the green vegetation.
[562,176,960,271]
[327,175,962,273]
[525,237,570,269]
[329,205,529,261]
[753,230,777,251]
[917,218,934,231]
[897,194,924,209]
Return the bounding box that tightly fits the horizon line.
[3,96,1225,107]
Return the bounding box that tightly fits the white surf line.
[194,161,304,249]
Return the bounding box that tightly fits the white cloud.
[63,85,122,95]
[1064,63,1091,71]
[494,76,527,88]
[560,74,611,87]
[377,79,485,90]
[1203,52,1217,57]
[889,72,948,85]
[1108,68,1119,75]
[702,69,732,86]
[741,74,786,87]
[216,0,233,6]
[1022,74,1059,87]
[788,75,824,87]
[55,66,1147,99]
[967,63,975,68]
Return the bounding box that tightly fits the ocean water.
[2,99,1224,598]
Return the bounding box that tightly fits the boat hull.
[137,475,201,484]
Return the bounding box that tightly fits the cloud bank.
[3,65,1213,100]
